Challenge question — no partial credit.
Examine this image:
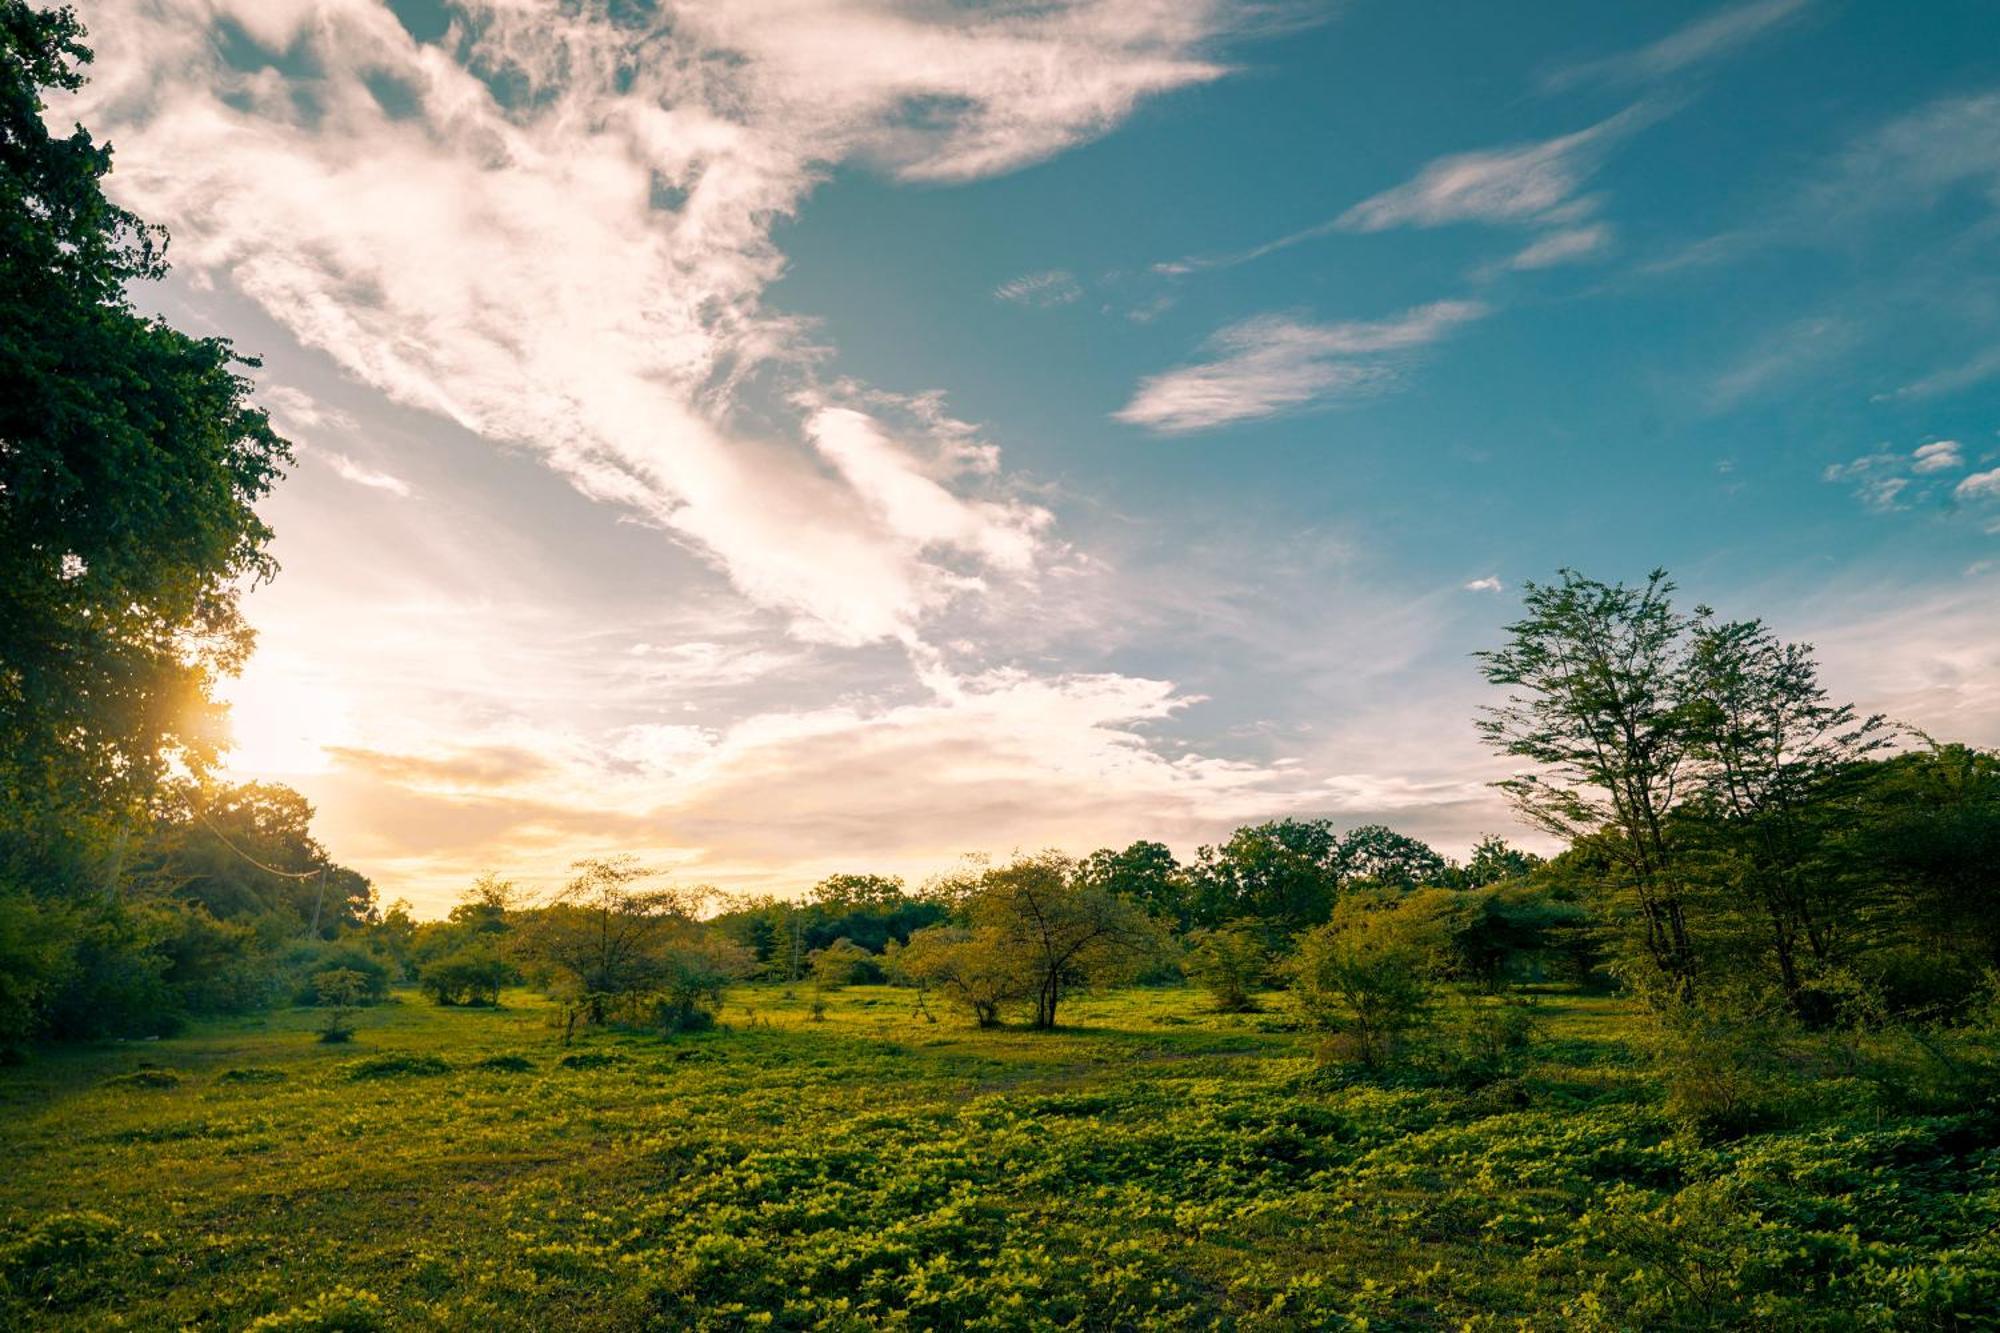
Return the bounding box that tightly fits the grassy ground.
[1,984,1995,1330]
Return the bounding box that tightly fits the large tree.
[1476,569,1700,998]
[1,3,290,869]
[967,852,1161,1029]
[1680,614,1886,1014]
[1189,818,1345,933]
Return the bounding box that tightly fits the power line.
[193,807,324,881]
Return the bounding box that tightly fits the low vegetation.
[3,983,1995,1330]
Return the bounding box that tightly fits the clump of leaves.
[474,1053,535,1073]
[315,969,368,1045]
[101,1068,180,1090]
[345,1054,450,1080]
[215,1066,286,1085]
[557,1051,623,1070]
[1183,921,1268,1013]
[0,1211,125,1309]
[246,1286,389,1331]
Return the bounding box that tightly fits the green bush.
[417,947,512,1006]
[1182,920,1268,1012]
[282,943,390,1008]
[0,1211,125,1309]
[346,1054,450,1080]
[246,1287,389,1332]
[1287,895,1440,1066]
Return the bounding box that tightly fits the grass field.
[2,984,1995,1330]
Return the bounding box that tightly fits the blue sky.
[65,0,2000,911]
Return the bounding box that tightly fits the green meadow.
[4,984,1994,1330]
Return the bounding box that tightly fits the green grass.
[1,985,1995,1329]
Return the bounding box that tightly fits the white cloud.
[1496,224,1612,272]
[994,269,1083,306]
[1114,300,1487,434]
[1885,345,2000,402]
[1958,468,2000,501]
[296,663,1320,908]
[323,452,413,497]
[1912,440,1965,474]
[1337,106,1652,233]
[1544,0,1812,91]
[1464,576,1503,592]
[68,0,1252,649]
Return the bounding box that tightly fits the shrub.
[314,969,368,1044]
[0,1211,125,1309]
[896,926,1024,1028]
[284,944,390,1008]
[417,948,512,1006]
[807,937,878,990]
[1432,992,1541,1086]
[475,1053,534,1073]
[216,1067,286,1085]
[346,1054,450,1079]
[1183,921,1268,1012]
[101,1068,181,1090]
[246,1287,390,1332]
[1287,895,1440,1066]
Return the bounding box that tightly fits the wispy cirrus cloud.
[1881,345,2000,402]
[1115,300,1487,434]
[1338,104,1657,234]
[1542,0,1812,92]
[1494,224,1613,272]
[994,269,1084,306]
[323,452,414,498]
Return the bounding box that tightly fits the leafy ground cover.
[2,986,1995,1330]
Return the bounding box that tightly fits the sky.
[60,0,2000,915]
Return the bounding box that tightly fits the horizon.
[62,0,2000,914]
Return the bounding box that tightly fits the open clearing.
[3,985,1995,1329]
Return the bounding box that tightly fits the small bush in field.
[314,969,368,1044]
[345,1054,450,1079]
[216,1066,286,1085]
[1288,895,1439,1066]
[246,1287,389,1331]
[475,1053,534,1072]
[1183,921,1268,1012]
[417,949,512,1007]
[0,1211,125,1308]
[101,1068,180,1090]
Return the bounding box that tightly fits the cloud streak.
[1543,0,1812,91]
[1115,300,1487,434]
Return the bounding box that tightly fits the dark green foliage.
[345,1054,450,1080]
[1181,920,1268,1012]
[417,947,511,1007]
[1077,840,1190,929]
[286,944,390,1008]
[0,1210,125,1310]
[1189,818,1345,932]
[474,1054,534,1073]
[557,1050,624,1070]
[215,1066,285,1085]
[101,1068,180,1090]
[0,1,290,861]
